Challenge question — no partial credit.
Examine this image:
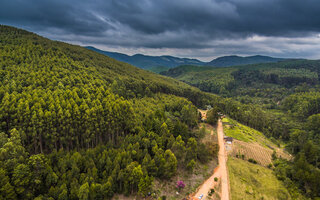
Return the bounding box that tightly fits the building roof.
[224,137,233,142]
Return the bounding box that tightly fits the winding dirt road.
[193,119,229,200]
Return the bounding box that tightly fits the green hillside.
[0,25,222,199]
[147,66,171,73]
[206,55,284,67]
[228,157,294,200]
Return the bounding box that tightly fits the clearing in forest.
[222,117,291,166]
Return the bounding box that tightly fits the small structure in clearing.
[224,136,233,144]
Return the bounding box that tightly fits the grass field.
[227,157,291,200]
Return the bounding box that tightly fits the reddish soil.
[192,119,229,200]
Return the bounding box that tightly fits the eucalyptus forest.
[0,26,219,199]
[1,24,320,200]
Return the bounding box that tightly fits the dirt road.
[217,119,230,200]
[193,119,229,200]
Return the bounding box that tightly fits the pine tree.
[78,182,89,200]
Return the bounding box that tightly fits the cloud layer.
[1,0,320,60]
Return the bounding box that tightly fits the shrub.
[214,177,218,182]
[208,188,215,196]
[176,181,185,191]
[248,158,258,164]
[187,159,196,172]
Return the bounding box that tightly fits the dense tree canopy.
[0,25,221,199]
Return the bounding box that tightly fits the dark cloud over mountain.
[1,0,320,60]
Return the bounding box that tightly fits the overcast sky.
[1,0,320,61]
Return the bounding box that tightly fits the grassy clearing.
[223,117,291,165]
[222,117,278,148]
[227,157,291,200]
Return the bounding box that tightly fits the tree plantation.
[0,26,219,199]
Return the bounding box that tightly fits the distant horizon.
[85,45,302,62]
[1,23,311,62]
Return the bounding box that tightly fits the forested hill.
[205,55,285,67]
[0,25,223,199]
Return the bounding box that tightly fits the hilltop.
[206,55,285,67]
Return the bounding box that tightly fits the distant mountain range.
[86,46,285,70]
[85,46,204,69]
[206,55,285,67]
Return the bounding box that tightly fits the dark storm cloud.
[0,0,112,36]
[1,0,320,58]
